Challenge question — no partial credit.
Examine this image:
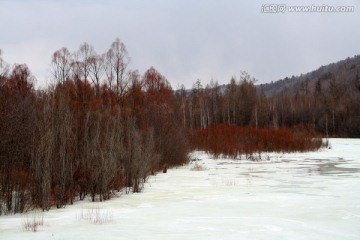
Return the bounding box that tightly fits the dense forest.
[0,39,359,215]
[178,55,360,136]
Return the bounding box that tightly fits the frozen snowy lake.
[1,138,360,239]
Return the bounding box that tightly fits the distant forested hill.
[258,55,360,96]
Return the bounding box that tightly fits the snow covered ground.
[1,138,359,240]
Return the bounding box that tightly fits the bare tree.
[123,118,157,193]
[111,38,130,95]
[89,54,104,87]
[226,77,237,124]
[104,48,115,89]
[104,38,130,96]
[50,47,71,84]
[75,42,94,84]
[32,93,54,210]
[53,91,75,208]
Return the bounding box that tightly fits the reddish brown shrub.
[189,124,325,158]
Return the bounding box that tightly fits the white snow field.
[1,138,359,240]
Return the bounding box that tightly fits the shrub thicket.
[190,124,325,158]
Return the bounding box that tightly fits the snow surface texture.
[1,138,359,239]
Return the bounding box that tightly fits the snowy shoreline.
[1,138,359,240]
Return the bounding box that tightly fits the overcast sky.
[1,0,359,89]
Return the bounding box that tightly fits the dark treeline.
[0,40,188,215]
[176,63,360,137]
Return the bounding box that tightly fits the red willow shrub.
[189,124,325,159]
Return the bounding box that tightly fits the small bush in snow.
[78,205,113,224]
[23,211,44,232]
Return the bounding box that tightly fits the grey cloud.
[0,0,359,89]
